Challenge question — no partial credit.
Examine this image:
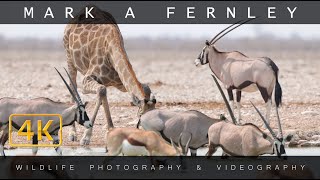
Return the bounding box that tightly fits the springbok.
[0,68,92,156]
[195,19,282,125]
[105,127,191,156]
[206,75,291,158]
[139,109,222,156]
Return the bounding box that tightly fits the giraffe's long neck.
[109,41,146,101]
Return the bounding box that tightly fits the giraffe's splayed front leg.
[80,128,93,146]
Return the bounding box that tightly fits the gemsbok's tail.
[269,60,282,107]
[275,74,282,107]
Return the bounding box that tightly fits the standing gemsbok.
[0,68,92,156]
[207,75,291,158]
[195,20,282,125]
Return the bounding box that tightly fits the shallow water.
[4,146,320,156]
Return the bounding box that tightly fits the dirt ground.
[0,49,319,147]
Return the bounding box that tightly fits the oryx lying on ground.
[139,109,222,156]
[105,127,191,156]
[195,19,282,125]
[206,75,291,158]
[0,68,92,156]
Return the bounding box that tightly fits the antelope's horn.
[211,18,258,45]
[250,101,278,139]
[275,107,284,139]
[63,68,83,105]
[55,68,80,107]
[211,74,237,124]
[209,19,245,44]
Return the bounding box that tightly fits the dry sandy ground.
[0,49,319,147]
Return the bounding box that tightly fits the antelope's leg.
[190,149,197,156]
[227,88,235,119]
[266,99,272,125]
[236,90,242,123]
[67,62,78,142]
[221,151,230,159]
[68,124,77,142]
[0,131,8,156]
[53,135,62,156]
[80,75,113,146]
[32,135,38,155]
[257,84,271,126]
[205,143,218,158]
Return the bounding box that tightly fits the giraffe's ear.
[132,95,141,107]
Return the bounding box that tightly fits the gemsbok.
[0,68,92,156]
[105,127,191,156]
[195,19,282,125]
[139,109,222,156]
[206,75,291,158]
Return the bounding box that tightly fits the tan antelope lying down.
[105,127,191,156]
[206,75,292,158]
[195,19,282,125]
[0,68,92,156]
[139,109,223,156]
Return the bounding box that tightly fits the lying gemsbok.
[105,127,191,156]
[206,75,292,158]
[195,19,282,125]
[139,109,222,156]
[0,68,92,156]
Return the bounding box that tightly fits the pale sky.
[0,24,319,40]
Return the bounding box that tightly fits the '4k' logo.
[17,120,54,141]
[9,114,62,147]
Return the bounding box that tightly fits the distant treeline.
[0,35,319,53]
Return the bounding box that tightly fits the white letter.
[86,7,94,18]
[187,7,195,19]
[287,7,297,18]
[167,7,175,18]
[248,7,256,18]
[125,7,135,18]
[301,165,305,170]
[217,165,221,170]
[207,7,216,18]
[268,7,276,18]
[227,7,236,18]
[44,7,54,19]
[65,7,74,18]
[90,165,94,170]
[16,165,23,170]
[24,7,33,18]
[283,165,288,170]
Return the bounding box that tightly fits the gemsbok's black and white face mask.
[195,41,211,66]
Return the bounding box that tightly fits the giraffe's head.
[132,84,156,116]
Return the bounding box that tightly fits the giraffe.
[63,7,156,145]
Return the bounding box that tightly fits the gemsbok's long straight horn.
[209,19,245,44]
[63,67,84,105]
[211,17,258,45]
[275,107,284,139]
[250,101,278,139]
[55,67,81,107]
[211,74,237,124]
